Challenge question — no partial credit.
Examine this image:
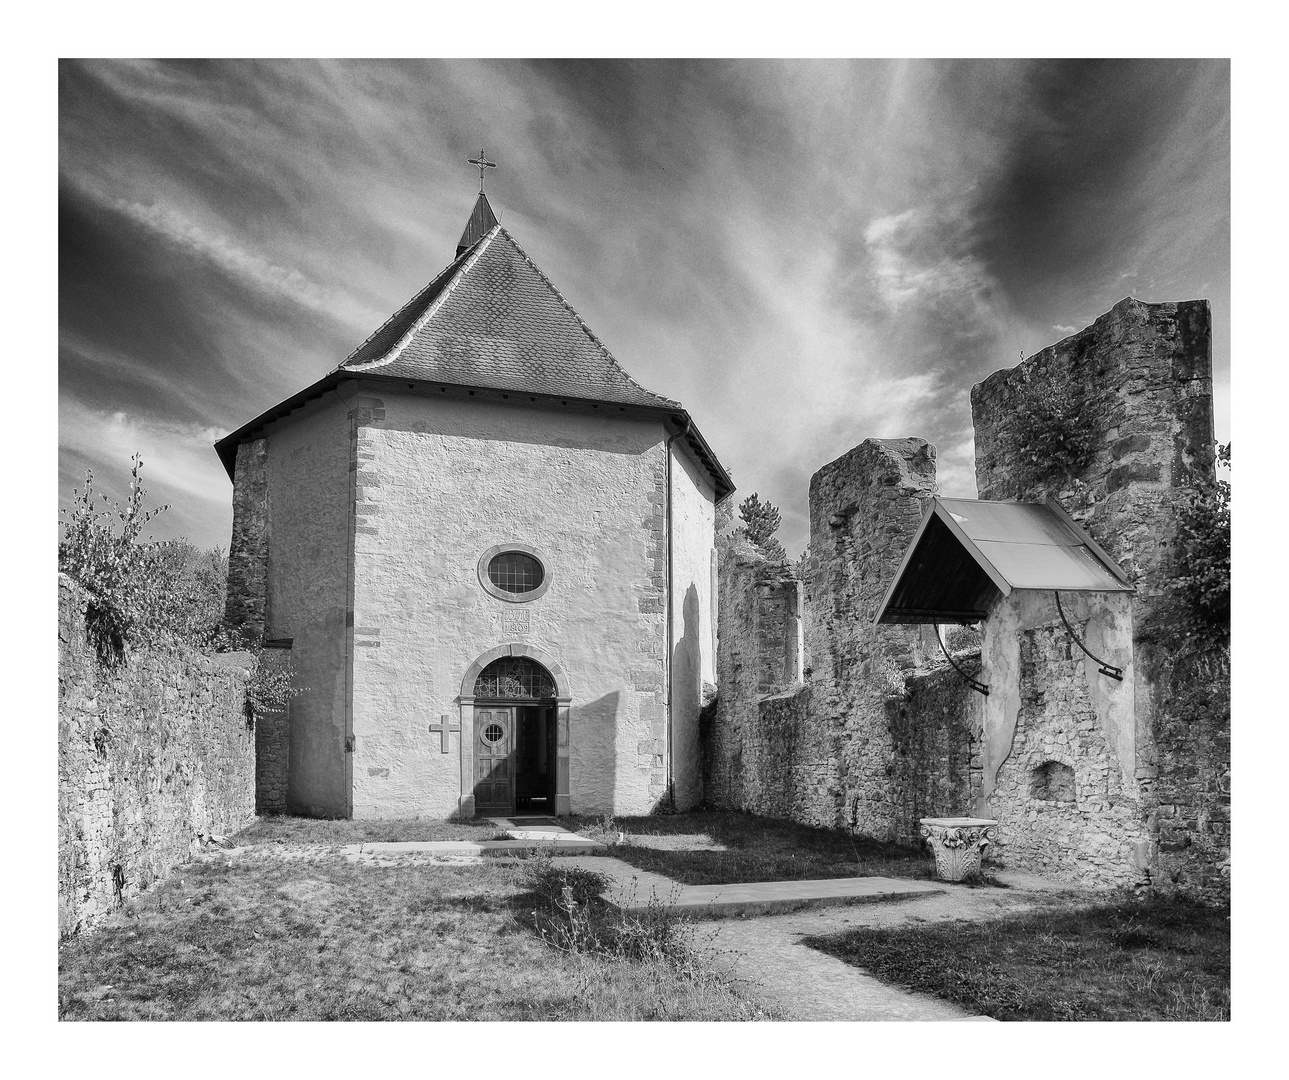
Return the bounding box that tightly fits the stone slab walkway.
[549,854,1094,1020]
[337,816,607,859]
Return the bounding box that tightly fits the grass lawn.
[801,894,1230,1021]
[58,833,776,1021]
[568,810,937,886]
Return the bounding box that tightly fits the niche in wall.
[1030,760,1076,803]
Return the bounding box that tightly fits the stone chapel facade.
[216,192,731,820]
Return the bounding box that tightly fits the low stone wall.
[886,662,983,848]
[58,577,257,937]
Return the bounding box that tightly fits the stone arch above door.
[459,643,572,701]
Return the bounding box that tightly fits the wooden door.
[473,707,514,814]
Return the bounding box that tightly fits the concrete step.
[339,837,606,857]
[608,874,945,919]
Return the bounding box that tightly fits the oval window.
[477,543,551,602]
[488,551,544,595]
[482,723,506,745]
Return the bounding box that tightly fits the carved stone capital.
[919,817,999,882]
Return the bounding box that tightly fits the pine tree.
[738,492,786,561]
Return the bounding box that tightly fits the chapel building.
[216,191,732,820]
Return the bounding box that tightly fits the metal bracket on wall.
[935,624,989,696]
[1054,591,1124,681]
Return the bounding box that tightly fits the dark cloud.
[967,59,1228,317]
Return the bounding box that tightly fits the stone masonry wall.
[887,661,984,848]
[987,624,1149,885]
[705,439,938,835]
[972,297,1226,894]
[801,439,938,837]
[224,438,269,643]
[703,538,819,816]
[59,577,256,937]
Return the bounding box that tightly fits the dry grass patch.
[801,893,1229,1021]
[232,815,507,846]
[59,843,774,1020]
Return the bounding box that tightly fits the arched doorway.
[458,646,571,817]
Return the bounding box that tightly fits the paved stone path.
[550,854,1097,1021]
[337,816,606,859]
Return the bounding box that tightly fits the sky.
[58,58,1230,558]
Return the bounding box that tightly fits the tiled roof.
[340,226,679,410]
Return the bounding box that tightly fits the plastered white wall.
[261,394,353,817]
[345,390,715,818]
[669,444,716,809]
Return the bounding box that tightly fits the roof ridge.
[498,227,679,408]
[343,228,498,374]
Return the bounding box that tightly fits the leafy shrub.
[1171,443,1230,643]
[59,455,173,663]
[59,455,299,713]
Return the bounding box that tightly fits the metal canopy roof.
[875,497,1133,625]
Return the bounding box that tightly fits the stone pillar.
[555,698,572,815]
[457,698,475,819]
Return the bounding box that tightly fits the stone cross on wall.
[429,713,461,754]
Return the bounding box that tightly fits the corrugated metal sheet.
[876,497,1132,625]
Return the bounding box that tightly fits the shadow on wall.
[570,691,619,815]
[672,584,703,810]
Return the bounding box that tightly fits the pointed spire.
[456,191,499,257]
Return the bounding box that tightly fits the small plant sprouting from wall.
[1003,364,1098,494]
[245,647,301,727]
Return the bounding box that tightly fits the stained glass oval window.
[488,551,544,594]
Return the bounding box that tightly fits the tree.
[59,456,230,659]
[738,492,786,561]
[59,454,171,662]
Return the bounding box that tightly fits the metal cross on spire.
[468,149,497,193]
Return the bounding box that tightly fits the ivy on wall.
[1001,365,1098,493]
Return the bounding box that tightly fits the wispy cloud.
[58,59,1229,559]
[69,178,385,331]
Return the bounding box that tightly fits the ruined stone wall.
[987,624,1150,885]
[703,539,820,817]
[801,439,938,837]
[59,577,255,937]
[972,297,1226,894]
[224,438,269,642]
[705,440,938,834]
